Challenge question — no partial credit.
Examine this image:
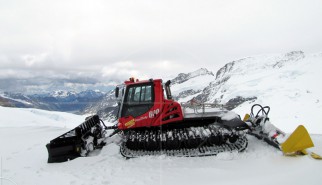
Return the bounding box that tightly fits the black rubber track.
[119,122,248,158]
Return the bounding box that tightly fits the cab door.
[120,82,154,128]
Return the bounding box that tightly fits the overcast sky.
[1,0,322,92]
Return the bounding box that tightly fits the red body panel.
[118,79,184,130]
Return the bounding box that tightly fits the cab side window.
[122,84,154,117]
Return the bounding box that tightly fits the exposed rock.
[225,96,257,110]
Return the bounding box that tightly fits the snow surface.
[0,106,86,128]
[1,106,322,185]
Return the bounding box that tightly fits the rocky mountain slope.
[82,89,118,121]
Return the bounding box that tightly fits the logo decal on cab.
[125,119,135,128]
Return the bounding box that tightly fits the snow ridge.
[172,68,214,85]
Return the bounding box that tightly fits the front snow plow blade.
[245,104,321,160]
[281,125,322,159]
[46,115,103,163]
[281,125,314,154]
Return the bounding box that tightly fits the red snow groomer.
[46,78,321,163]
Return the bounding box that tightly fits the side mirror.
[165,80,172,100]
[115,87,119,98]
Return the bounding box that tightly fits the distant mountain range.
[0,90,105,114]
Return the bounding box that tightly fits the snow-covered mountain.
[196,51,322,133]
[197,51,310,104]
[171,68,215,102]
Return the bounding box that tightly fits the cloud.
[0,69,34,79]
[154,60,182,71]
[22,53,49,67]
[0,0,322,93]
[101,61,149,84]
[114,61,134,68]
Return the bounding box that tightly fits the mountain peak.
[273,50,305,68]
[172,68,214,85]
[50,90,77,98]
